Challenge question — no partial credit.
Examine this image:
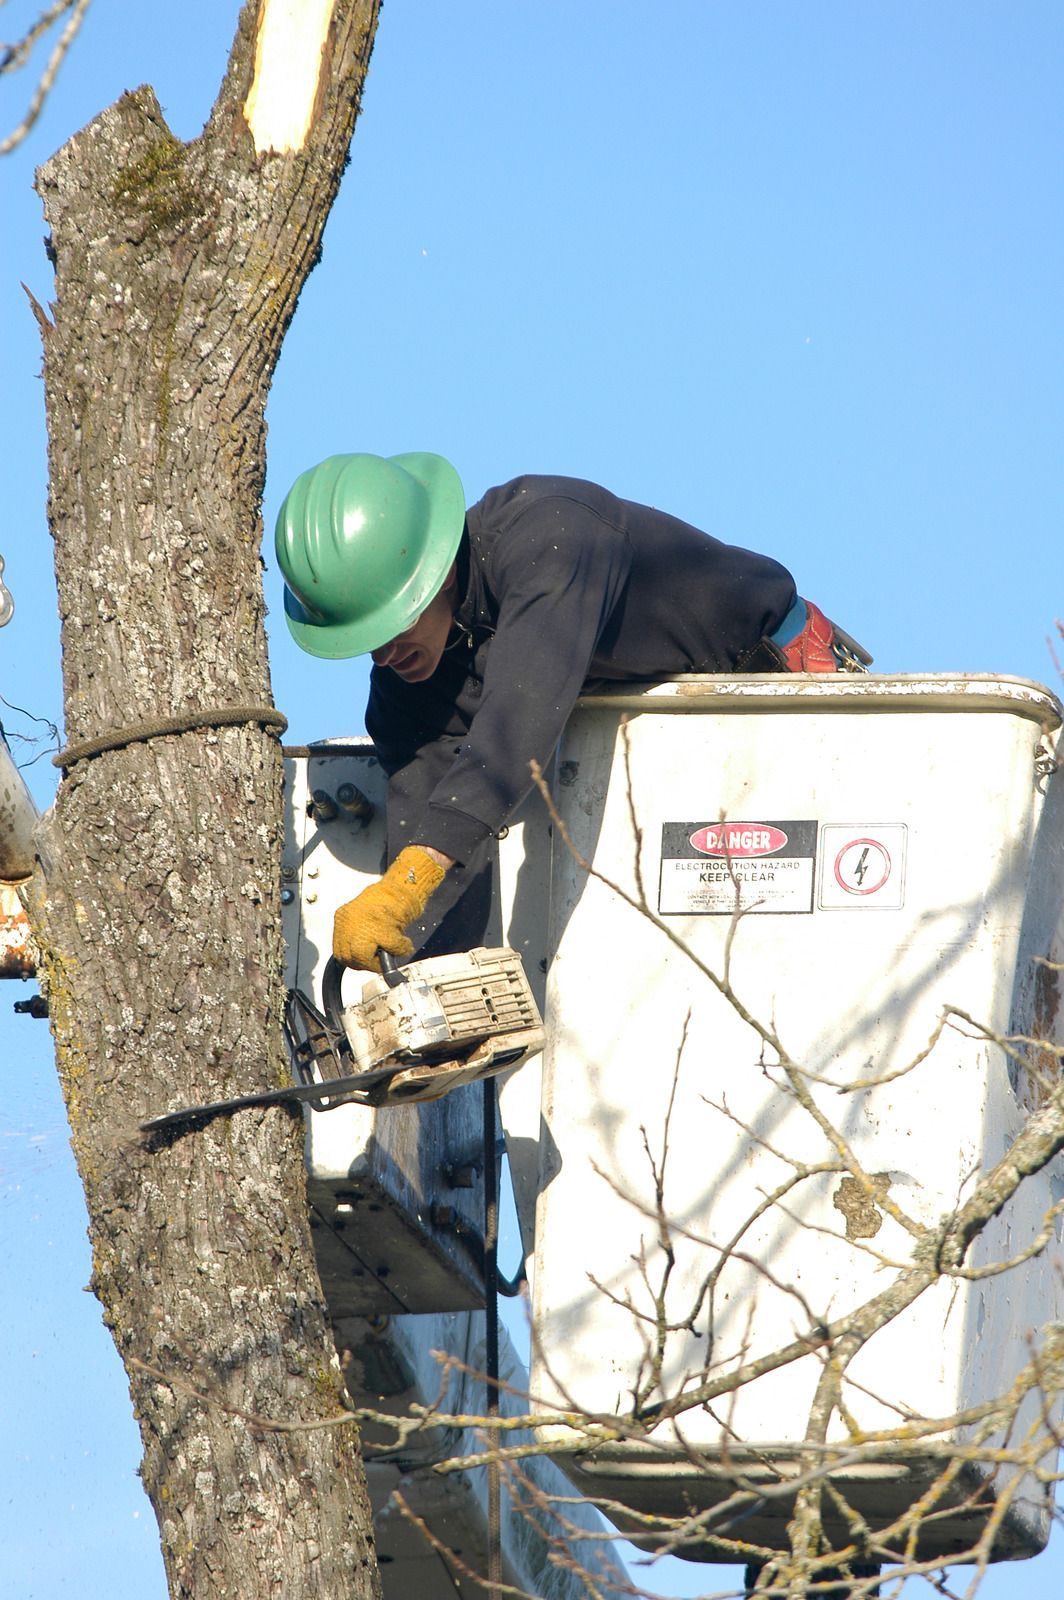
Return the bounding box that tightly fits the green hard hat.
[275,452,466,659]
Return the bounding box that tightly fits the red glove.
[778,600,839,673]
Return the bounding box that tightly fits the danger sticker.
[689,823,789,857]
[659,820,817,915]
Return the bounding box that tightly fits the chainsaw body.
[288,946,544,1107]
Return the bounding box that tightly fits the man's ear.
[442,561,459,596]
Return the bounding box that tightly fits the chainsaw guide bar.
[140,946,544,1137]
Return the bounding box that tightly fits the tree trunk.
[23,4,383,1595]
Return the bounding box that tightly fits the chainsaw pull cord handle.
[321,951,406,1030]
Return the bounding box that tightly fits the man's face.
[371,567,457,683]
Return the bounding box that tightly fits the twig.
[1,0,92,156]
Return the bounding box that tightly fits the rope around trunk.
[54,705,288,771]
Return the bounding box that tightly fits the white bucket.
[528,674,1064,1561]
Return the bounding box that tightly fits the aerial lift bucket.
[525,674,1064,1564]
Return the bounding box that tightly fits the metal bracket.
[1035,736,1059,790]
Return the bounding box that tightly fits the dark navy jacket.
[366,475,796,949]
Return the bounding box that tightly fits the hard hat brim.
[280,452,466,660]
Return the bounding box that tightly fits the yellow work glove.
[332,846,447,972]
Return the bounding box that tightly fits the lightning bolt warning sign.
[818,825,908,910]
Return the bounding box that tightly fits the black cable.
[432,1209,525,1297]
[483,1076,502,1594]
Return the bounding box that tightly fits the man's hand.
[333,846,448,972]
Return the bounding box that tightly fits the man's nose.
[372,639,397,667]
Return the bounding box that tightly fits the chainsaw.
[140,947,544,1137]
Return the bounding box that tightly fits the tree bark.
[24,4,383,1595]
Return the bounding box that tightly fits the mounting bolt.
[337,782,374,822]
[309,789,339,824]
[443,1162,478,1190]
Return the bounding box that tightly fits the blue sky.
[1,2,1062,1595]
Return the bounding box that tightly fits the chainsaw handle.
[378,951,406,988]
[321,956,346,1029]
[321,951,405,1026]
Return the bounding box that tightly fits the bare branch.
[391,1489,537,1600]
[1,0,92,155]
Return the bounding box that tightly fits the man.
[276,452,869,972]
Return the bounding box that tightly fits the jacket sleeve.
[410,494,633,863]
[380,727,499,953]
